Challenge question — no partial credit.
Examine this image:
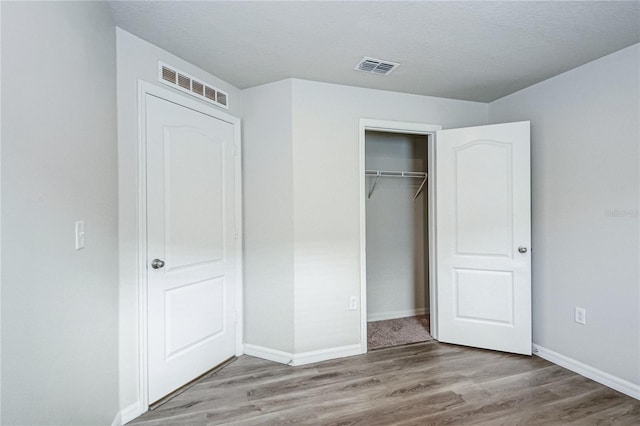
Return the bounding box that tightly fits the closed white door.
[146,94,237,403]
[436,121,531,355]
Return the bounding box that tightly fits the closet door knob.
[518,246,528,254]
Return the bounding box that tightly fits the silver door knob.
[518,246,528,254]
[151,259,165,269]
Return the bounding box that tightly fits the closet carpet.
[367,315,432,350]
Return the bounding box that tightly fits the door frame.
[358,119,442,352]
[136,81,243,412]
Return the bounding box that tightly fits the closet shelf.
[365,170,428,200]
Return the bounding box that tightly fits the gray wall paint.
[241,79,487,355]
[0,2,3,418]
[1,2,119,424]
[290,79,488,353]
[365,132,429,320]
[489,44,640,386]
[242,80,295,353]
[116,28,244,413]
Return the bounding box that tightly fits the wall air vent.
[354,57,400,75]
[158,62,229,110]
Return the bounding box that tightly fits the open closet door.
[435,121,531,355]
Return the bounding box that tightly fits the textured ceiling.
[107,1,640,102]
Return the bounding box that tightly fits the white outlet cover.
[575,307,586,325]
[349,296,357,310]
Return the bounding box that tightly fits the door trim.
[136,81,243,413]
[358,119,442,353]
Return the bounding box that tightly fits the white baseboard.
[244,343,364,367]
[111,411,122,426]
[118,401,143,425]
[532,343,640,400]
[368,307,428,322]
[244,344,294,365]
[290,344,363,366]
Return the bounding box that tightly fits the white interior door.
[146,93,237,403]
[435,121,531,355]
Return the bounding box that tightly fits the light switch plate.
[75,220,85,250]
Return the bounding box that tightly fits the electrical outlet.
[575,307,586,325]
[349,296,358,311]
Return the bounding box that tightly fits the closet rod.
[365,170,428,199]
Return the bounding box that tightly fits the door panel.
[455,141,512,256]
[164,126,225,268]
[436,121,531,355]
[454,269,514,324]
[164,277,225,359]
[146,94,236,403]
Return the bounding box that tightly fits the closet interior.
[365,130,431,350]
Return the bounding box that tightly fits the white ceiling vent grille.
[158,62,229,109]
[354,57,400,75]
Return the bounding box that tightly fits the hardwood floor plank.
[578,399,640,425]
[129,341,640,425]
[218,406,320,426]
[478,364,576,394]
[319,390,466,426]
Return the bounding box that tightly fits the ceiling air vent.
[354,57,400,75]
[158,62,229,110]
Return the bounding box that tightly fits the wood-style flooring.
[130,341,640,425]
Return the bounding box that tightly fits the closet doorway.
[360,119,532,355]
[359,120,441,351]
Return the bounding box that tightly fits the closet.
[365,130,431,349]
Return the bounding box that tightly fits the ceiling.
[107,1,640,103]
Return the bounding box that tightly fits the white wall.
[0,2,4,418]
[365,132,428,321]
[290,79,488,353]
[489,44,640,387]
[1,2,119,424]
[116,28,243,417]
[242,80,295,353]
[241,79,487,357]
